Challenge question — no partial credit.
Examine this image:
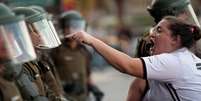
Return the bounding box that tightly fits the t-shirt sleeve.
[141,53,182,82]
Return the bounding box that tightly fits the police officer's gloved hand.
[88,84,104,101]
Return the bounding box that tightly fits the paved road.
[92,67,134,101]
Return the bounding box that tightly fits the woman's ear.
[171,35,181,47]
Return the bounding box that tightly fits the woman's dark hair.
[164,16,201,48]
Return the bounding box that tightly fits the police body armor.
[14,62,48,101]
[22,61,46,98]
[22,60,60,101]
[51,43,88,101]
[22,57,66,101]
[1,61,48,101]
[37,49,65,100]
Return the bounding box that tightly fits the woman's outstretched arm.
[66,31,145,78]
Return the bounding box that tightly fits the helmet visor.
[68,20,86,33]
[30,19,61,49]
[30,19,53,49]
[0,20,36,64]
[48,20,61,48]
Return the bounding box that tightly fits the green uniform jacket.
[51,43,90,101]
[23,59,64,101]
[22,61,46,99]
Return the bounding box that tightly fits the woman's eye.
[156,27,162,33]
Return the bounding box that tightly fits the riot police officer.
[29,5,67,101]
[13,6,68,101]
[51,10,104,101]
[127,0,201,101]
[0,3,40,101]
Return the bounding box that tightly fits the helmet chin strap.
[188,4,201,28]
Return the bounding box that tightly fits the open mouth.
[149,39,155,55]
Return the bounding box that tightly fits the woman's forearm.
[90,37,143,77]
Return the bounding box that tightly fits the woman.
[66,16,201,100]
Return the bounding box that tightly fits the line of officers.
[0,3,104,101]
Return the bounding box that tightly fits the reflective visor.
[48,20,61,48]
[30,19,61,49]
[67,20,86,33]
[0,20,36,64]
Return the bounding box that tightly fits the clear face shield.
[47,19,61,47]
[29,18,61,49]
[61,20,86,39]
[67,20,86,34]
[0,20,36,64]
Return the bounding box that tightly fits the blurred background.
[1,0,201,101]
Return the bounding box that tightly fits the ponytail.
[191,25,201,41]
[164,16,201,48]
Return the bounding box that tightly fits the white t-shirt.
[142,48,201,101]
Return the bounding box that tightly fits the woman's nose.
[149,28,156,37]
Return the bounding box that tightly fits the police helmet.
[60,10,86,30]
[147,0,190,23]
[13,7,61,49]
[0,4,36,63]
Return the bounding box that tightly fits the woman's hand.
[65,31,94,45]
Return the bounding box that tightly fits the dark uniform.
[51,41,89,101]
[12,6,66,101]
[51,10,104,101]
[22,61,46,98]
[22,58,64,101]
[0,4,39,101]
[37,49,65,100]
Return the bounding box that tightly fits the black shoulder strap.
[165,83,180,101]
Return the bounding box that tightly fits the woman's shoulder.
[163,48,191,58]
